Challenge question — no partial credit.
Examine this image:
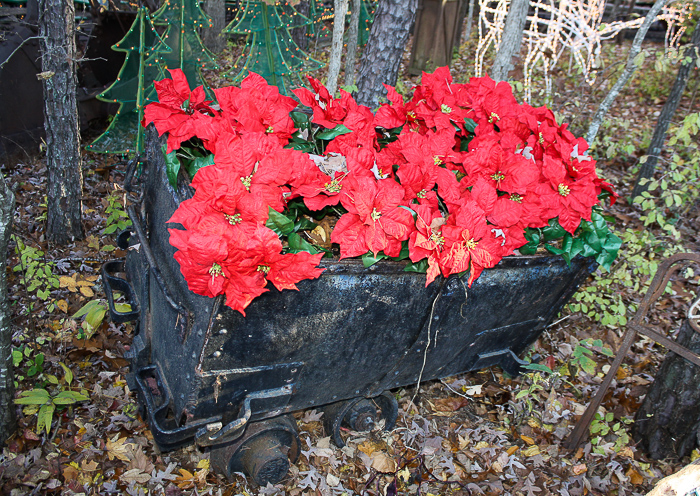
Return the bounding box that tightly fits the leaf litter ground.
[2,32,700,496]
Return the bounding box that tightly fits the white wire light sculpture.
[475,0,695,101]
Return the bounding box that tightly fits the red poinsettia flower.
[332,175,414,258]
[214,72,298,144]
[293,77,358,128]
[536,154,598,233]
[408,204,448,286]
[411,66,471,132]
[212,132,292,212]
[143,69,218,153]
[438,200,504,286]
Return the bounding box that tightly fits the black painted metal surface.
[107,128,597,451]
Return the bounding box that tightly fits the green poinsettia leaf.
[163,146,181,188]
[362,251,387,268]
[403,259,429,273]
[316,124,352,140]
[266,208,295,236]
[287,233,321,254]
[186,153,215,180]
[542,218,567,242]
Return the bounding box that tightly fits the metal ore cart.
[102,128,597,485]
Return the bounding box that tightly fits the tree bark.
[327,0,349,95]
[489,0,529,81]
[355,0,418,109]
[585,0,668,144]
[203,0,226,53]
[631,25,700,199]
[633,320,700,459]
[344,0,362,87]
[0,173,16,446]
[463,0,477,42]
[39,0,84,244]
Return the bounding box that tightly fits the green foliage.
[103,188,132,235]
[12,236,60,310]
[590,412,634,454]
[14,363,89,435]
[12,344,44,380]
[570,338,614,376]
[72,300,108,340]
[591,117,650,161]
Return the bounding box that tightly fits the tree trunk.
[0,173,16,446]
[633,320,700,459]
[203,0,226,53]
[327,0,349,95]
[463,0,477,42]
[585,0,668,144]
[631,25,700,199]
[39,0,84,244]
[355,0,418,109]
[344,0,362,87]
[489,0,529,81]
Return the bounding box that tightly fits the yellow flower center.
[324,179,341,193]
[465,238,477,250]
[429,232,445,246]
[209,263,223,279]
[257,265,270,274]
[491,171,505,182]
[370,208,382,221]
[407,111,416,119]
[433,156,443,165]
[558,184,571,197]
[538,132,544,144]
[441,104,452,114]
[509,193,523,203]
[266,125,274,133]
[225,213,242,225]
[488,112,500,123]
[241,175,253,191]
[417,189,427,199]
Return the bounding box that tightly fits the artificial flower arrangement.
[143,67,620,316]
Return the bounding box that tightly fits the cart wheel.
[322,392,399,448]
[210,415,300,486]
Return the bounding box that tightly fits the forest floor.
[1,26,700,496]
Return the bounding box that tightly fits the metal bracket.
[564,252,700,451]
[195,385,294,447]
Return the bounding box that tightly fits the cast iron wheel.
[210,415,300,486]
[322,392,399,448]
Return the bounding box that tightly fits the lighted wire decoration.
[223,0,324,95]
[476,0,693,101]
[151,0,220,98]
[88,7,170,154]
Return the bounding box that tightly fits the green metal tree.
[88,7,169,154]
[151,0,220,96]
[224,0,323,95]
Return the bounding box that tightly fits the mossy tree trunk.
[633,320,700,459]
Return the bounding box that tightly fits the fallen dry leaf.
[370,451,396,473]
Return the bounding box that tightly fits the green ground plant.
[12,236,59,313]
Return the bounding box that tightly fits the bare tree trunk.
[633,320,700,459]
[327,0,349,95]
[204,0,226,53]
[0,173,16,446]
[585,0,668,144]
[463,0,477,42]
[490,0,529,81]
[355,0,418,109]
[39,0,84,244]
[631,25,700,199]
[344,0,362,87]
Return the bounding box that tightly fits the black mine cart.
[102,128,597,485]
